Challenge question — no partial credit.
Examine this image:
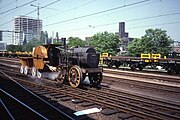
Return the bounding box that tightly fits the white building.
[14,16,42,45]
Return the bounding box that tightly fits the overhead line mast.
[30,3,40,19]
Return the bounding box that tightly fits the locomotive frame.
[19,44,103,88]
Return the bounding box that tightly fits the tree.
[7,45,23,52]
[127,38,144,56]
[127,28,172,56]
[89,31,121,55]
[22,38,43,52]
[67,37,86,48]
[40,31,45,43]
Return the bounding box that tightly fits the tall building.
[115,22,133,52]
[14,16,42,45]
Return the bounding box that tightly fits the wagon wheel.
[68,65,82,88]
[20,66,24,74]
[31,67,36,77]
[56,68,66,84]
[130,64,136,71]
[89,72,102,86]
[168,68,175,75]
[37,70,42,78]
[24,66,29,75]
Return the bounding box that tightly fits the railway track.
[103,68,180,92]
[1,64,180,120]
[104,68,180,83]
[0,71,75,120]
[1,57,180,97]
[103,65,180,76]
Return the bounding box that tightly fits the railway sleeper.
[101,108,120,115]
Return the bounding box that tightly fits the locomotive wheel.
[37,70,42,78]
[20,66,24,74]
[56,68,65,84]
[68,65,82,88]
[89,72,102,86]
[31,67,36,77]
[24,66,29,75]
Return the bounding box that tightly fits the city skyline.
[0,0,180,44]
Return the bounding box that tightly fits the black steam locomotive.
[20,44,103,88]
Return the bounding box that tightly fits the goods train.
[19,44,103,88]
[0,51,32,58]
[101,53,180,75]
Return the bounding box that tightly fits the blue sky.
[0,0,180,44]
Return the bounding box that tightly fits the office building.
[14,16,42,45]
[115,22,134,52]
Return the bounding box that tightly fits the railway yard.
[1,57,180,120]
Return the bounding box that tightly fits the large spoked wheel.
[24,66,29,75]
[89,72,102,86]
[37,70,42,78]
[20,66,24,74]
[31,67,36,77]
[68,65,82,88]
[56,68,66,84]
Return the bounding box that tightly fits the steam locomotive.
[20,44,103,88]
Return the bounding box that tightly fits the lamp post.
[88,25,95,36]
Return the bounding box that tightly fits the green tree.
[7,45,23,52]
[127,38,144,56]
[22,38,43,52]
[89,31,120,55]
[40,31,45,43]
[127,28,172,56]
[67,37,86,48]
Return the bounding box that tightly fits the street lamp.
[88,25,95,36]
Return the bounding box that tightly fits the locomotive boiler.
[20,44,103,88]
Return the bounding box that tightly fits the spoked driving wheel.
[56,68,66,84]
[37,70,42,78]
[24,66,29,75]
[20,66,24,74]
[68,65,82,88]
[89,72,102,86]
[31,67,36,77]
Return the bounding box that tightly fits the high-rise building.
[14,16,42,45]
[118,22,125,38]
[115,22,134,52]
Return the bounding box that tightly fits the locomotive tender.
[20,44,103,88]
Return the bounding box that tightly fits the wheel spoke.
[68,65,82,88]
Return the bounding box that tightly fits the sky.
[0,0,180,44]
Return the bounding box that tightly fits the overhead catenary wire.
[57,10,180,33]
[127,21,180,29]
[0,0,17,10]
[0,0,37,16]
[0,0,62,27]
[44,0,151,27]
[46,0,97,19]
[60,21,180,38]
